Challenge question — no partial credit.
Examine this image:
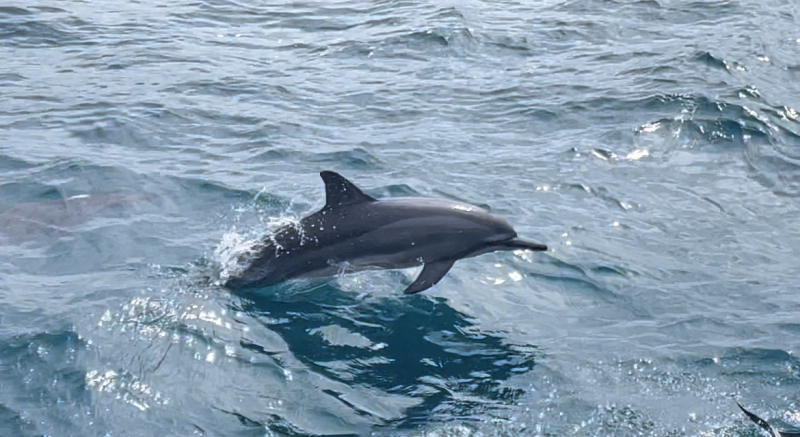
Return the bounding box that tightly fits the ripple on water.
[92,258,542,434]
[309,146,383,170]
[0,7,86,48]
[236,288,539,426]
[0,329,93,436]
[0,403,38,437]
[631,92,800,197]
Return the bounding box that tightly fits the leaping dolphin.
[225,171,547,294]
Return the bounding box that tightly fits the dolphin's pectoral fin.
[403,260,456,294]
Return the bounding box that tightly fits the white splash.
[450,204,475,212]
[626,148,650,161]
[214,230,261,282]
[85,369,166,412]
[213,215,303,283]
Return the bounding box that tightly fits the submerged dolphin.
[225,171,547,294]
[0,193,151,244]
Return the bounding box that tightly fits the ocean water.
[2,0,800,435]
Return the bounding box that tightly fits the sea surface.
[2,0,800,436]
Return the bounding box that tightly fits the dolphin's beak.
[503,238,547,251]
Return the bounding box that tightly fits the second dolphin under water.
[225,171,547,294]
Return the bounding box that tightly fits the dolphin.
[225,171,547,294]
[0,193,151,244]
[737,402,800,437]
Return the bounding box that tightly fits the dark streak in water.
[234,287,538,427]
[738,402,800,437]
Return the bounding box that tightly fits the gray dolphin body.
[225,171,547,294]
[0,193,151,244]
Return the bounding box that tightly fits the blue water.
[2,0,800,435]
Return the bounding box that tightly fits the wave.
[633,92,800,196]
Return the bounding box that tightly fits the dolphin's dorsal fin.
[320,171,376,208]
